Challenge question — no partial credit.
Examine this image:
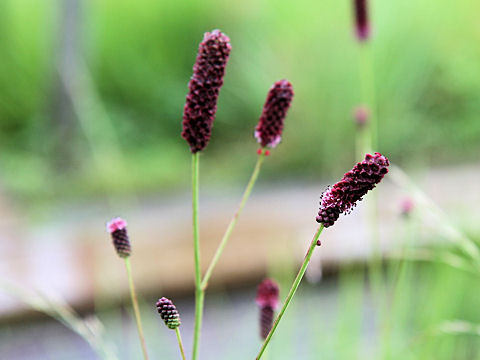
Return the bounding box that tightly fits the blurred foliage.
[0,0,480,204]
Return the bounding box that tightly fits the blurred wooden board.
[1,164,480,318]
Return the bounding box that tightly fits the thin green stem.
[191,152,202,360]
[175,327,187,360]
[124,257,149,360]
[381,219,414,360]
[256,225,324,360]
[389,164,480,263]
[358,43,377,154]
[201,150,266,290]
[358,41,385,344]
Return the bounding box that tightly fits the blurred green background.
[2,0,480,359]
[1,0,479,206]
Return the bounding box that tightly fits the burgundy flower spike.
[316,153,389,228]
[353,0,370,41]
[107,217,131,258]
[255,80,294,148]
[156,297,181,330]
[182,30,232,153]
[256,279,280,339]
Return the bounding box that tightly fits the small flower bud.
[256,279,280,339]
[254,80,294,148]
[106,217,131,258]
[353,106,369,127]
[156,297,181,330]
[400,197,414,217]
[316,153,389,228]
[182,30,232,153]
[353,0,370,42]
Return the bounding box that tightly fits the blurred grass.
[3,253,480,359]
[1,0,480,206]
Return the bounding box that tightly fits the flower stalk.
[256,225,324,360]
[191,152,202,360]
[175,327,187,360]
[358,44,377,156]
[124,258,149,360]
[107,218,149,360]
[201,149,267,290]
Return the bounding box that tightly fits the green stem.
[256,225,324,360]
[201,150,266,290]
[358,42,377,154]
[175,327,187,360]
[191,152,202,360]
[124,257,149,360]
[358,41,385,341]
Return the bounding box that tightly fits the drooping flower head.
[256,278,280,339]
[254,80,294,148]
[156,297,181,330]
[353,0,370,41]
[106,217,131,258]
[182,30,232,153]
[316,153,389,228]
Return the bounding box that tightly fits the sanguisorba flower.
[353,0,370,42]
[256,279,280,339]
[156,297,181,330]
[316,153,389,228]
[107,217,131,258]
[181,30,232,153]
[255,80,294,148]
[353,106,369,128]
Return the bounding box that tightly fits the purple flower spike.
[182,30,232,153]
[259,306,274,340]
[107,217,131,258]
[316,153,389,228]
[256,278,280,339]
[353,0,370,41]
[156,297,181,330]
[255,80,294,148]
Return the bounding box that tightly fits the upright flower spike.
[182,30,231,153]
[316,152,389,228]
[353,0,370,41]
[107,217,131,258]
[156,297,181,330]
[255,80,294,148]
[256,279,280,339]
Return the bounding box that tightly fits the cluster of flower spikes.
[107,217,131,258]
[255,80,294,148]
[181,30,232,153]
[354,0,370,41]
[156,297,181,330]
[256,278,280,339]
[316,152,389,228]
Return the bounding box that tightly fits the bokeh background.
[1,0,480,359]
